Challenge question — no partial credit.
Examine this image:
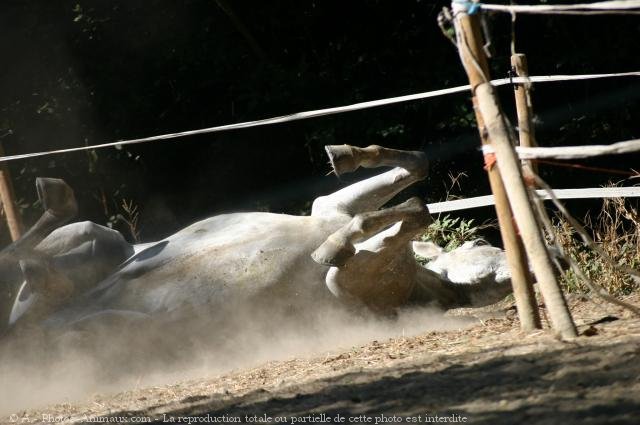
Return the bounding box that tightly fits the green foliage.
[377,124,405,138]
[419,214,485,252]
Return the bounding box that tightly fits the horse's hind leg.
[5,178,77,255]
[311,145,428,217]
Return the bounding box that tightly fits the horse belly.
[99,213,337,314]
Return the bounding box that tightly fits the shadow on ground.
[102,339,640,425]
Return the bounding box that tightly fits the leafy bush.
[418,214,488,252]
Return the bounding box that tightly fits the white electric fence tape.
[482,138,640,160]
[427,187,640,214]
[478,0,640,15]
[1,71,639,163]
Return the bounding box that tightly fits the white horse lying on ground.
[0,145,512,342]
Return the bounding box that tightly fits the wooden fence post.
[511,53,538,179]
[453,5,577,338]
[453,9,541,331]
[0,143,23,241]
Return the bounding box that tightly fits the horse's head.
[413,238,510,284]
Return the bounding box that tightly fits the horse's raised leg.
[309,145,433,312]
[319,201,431,313]
[311,145,428,217]
[312,196,431,267]
[4,178,77,256]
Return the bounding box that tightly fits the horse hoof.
[36,178,78,219]
[325,145,359,177]
[311,236,356,267]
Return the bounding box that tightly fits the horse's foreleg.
[311,197,431,267]
[311,145,428,217]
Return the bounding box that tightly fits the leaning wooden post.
[452,6,541,331]
[453,4,577,338]
[511,53,538,179]
[0,144,23,241]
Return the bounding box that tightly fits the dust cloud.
[0,297,474,416]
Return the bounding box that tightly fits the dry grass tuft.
[554,193,640,296]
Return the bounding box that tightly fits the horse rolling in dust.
[0,145,513,343]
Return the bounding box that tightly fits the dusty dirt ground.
[5,293,640,425]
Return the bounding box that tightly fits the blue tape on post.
[468,3,482,14]
[453,0,482,15]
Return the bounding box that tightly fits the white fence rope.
[1,71,639,163]
[427,187,640,214]
[478,0,640,15]
[482,138,640,160]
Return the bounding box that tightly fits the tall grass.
[553,195,640,296]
